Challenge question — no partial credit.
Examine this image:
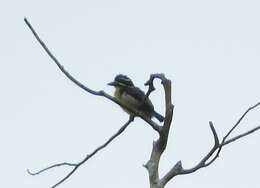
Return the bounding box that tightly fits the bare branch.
[223,125,260,146]
[161,122,219,184]
[24,17,161,132]
[144,74,174,187]
[28,116,134,187]
[24,18,102,96]
[143,74,160,104]
[223,102,260,140]
[27,162,77,176]
[205,102,260,166]
[161,102,260,186]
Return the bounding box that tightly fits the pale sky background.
[1,0,260,187]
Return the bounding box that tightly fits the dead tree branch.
[160,102,260,186]
[28,116,134,188]
[142,75,260,188]
[143,74,174,188]
[223,125,260,146]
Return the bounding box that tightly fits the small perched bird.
[108,74,164,122]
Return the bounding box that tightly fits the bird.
[108,74,164,122]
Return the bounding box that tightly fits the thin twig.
[28,116,134,187]
[27,162,77,176]
[223,102,260,140]
[24,18,100,96]
[223,125,260,146]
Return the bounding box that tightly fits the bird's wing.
[123,86,154,111]
[123,86,146,102]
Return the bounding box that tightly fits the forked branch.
[161,102,260,186]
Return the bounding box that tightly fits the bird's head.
[108,74,134,88]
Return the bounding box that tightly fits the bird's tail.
[153,111,164,122]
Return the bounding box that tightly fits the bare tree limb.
[28,116,134,187]
[144,74,174,188]
[27,162,77,176]
[224,102,260,140]
[205,102,260,167]
[161,102,260,186]
[160,122,219,184]
[223,125,260,146]
[24,17,161,133]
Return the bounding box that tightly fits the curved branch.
[27,162,77,176]
[28,116,134,187]
[24,18,96,96]
[24,17,160,133]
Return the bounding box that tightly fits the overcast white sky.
[1,0,260,187]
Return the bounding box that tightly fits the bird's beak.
[107,81,116,86]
